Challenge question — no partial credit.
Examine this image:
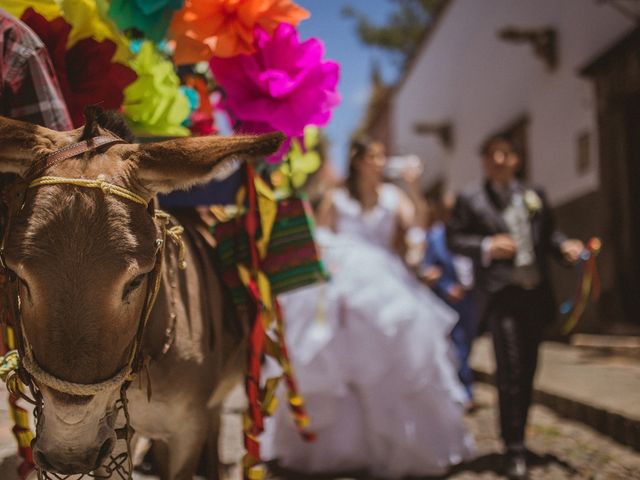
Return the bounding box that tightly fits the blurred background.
[301,0,640,336]
[2,1,640,479]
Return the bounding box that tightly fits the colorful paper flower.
[188,110,216,136]
[123,41,191,137]
[181,73,217,135]
[7,0,131,64]
[107,0,184,43]
[210,23,340,161]
[170,0,309,65]
[60,0,131,63]
[3,0,61,22]
[20,8,137,127]
[272,126,322,196]
[180,85,200,114]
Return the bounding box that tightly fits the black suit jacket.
[446,181,568,324]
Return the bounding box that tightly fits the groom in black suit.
[447,135,583,479]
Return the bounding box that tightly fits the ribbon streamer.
[236,165,313,480]
[560,237,602,334]
[0,322,35,479]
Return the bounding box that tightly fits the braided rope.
[29,177,148,208]
[167,226,187,270]
[21,350,131,397]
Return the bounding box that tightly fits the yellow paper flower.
[59,0,131,63]
[273,126,322,196]
[3,0,61,22]
[123,41,191,137]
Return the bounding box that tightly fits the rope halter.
[0,134,167,394]
[0,134,188,479]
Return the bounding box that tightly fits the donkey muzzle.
[33,434,115,474]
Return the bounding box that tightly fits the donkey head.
[0,110,283,474]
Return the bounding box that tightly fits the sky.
[296,0,399,176]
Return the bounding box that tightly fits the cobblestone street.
[1,382,639,479]
[445,384,640,480]
[267,383,640,480]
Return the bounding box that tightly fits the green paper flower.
[123,41,190,137]
[273,126,322,196]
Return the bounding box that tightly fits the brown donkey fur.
[0,110,283,479]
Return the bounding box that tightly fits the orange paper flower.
[170,0,309,65]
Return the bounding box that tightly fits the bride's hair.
[345,135,376,203]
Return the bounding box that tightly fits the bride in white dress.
[263,138,474,478]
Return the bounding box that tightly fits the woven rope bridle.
[0,135,174,479]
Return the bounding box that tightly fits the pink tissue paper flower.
[210,23,340,162]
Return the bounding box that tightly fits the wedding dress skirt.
[262,228,474,478]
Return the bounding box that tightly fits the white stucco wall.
[391,0,635,204]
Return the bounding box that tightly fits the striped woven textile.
[211,196,329,306]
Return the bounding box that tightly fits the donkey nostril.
[94,437,115,469]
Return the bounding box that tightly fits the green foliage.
[342,0,444,66]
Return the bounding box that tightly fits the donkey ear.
[133,132,285,194]
[81,105,102,139]
[0,116,68,176]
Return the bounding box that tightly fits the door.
[622,94,640,317]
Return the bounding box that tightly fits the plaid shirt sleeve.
[0,11,73,131]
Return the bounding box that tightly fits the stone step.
[571,333,640,356]
[471,335,640,451]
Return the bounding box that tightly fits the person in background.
[385,153,430,268]
[0,8,72,131]
[316,138,417,257]
[447,135,584,480]
[421,192,477,410]
[264,137,474,479]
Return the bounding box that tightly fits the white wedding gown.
[262,185,474,478]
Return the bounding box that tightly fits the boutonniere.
[523,189,542,214]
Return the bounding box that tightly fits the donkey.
[0,110,283,479]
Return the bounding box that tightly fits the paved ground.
[2,382,640,480]
[446,384,640,480]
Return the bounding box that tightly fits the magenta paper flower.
[210,23,340,161]
[21,8,137,127]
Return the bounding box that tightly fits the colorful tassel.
[237,165,313,479]
[560,237,602,334]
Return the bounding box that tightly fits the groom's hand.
[561,239,584,265]
[419,265,443,287]
[446,284,466,303]
[489,234,517,260]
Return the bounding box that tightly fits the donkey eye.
[123,274,146,300]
